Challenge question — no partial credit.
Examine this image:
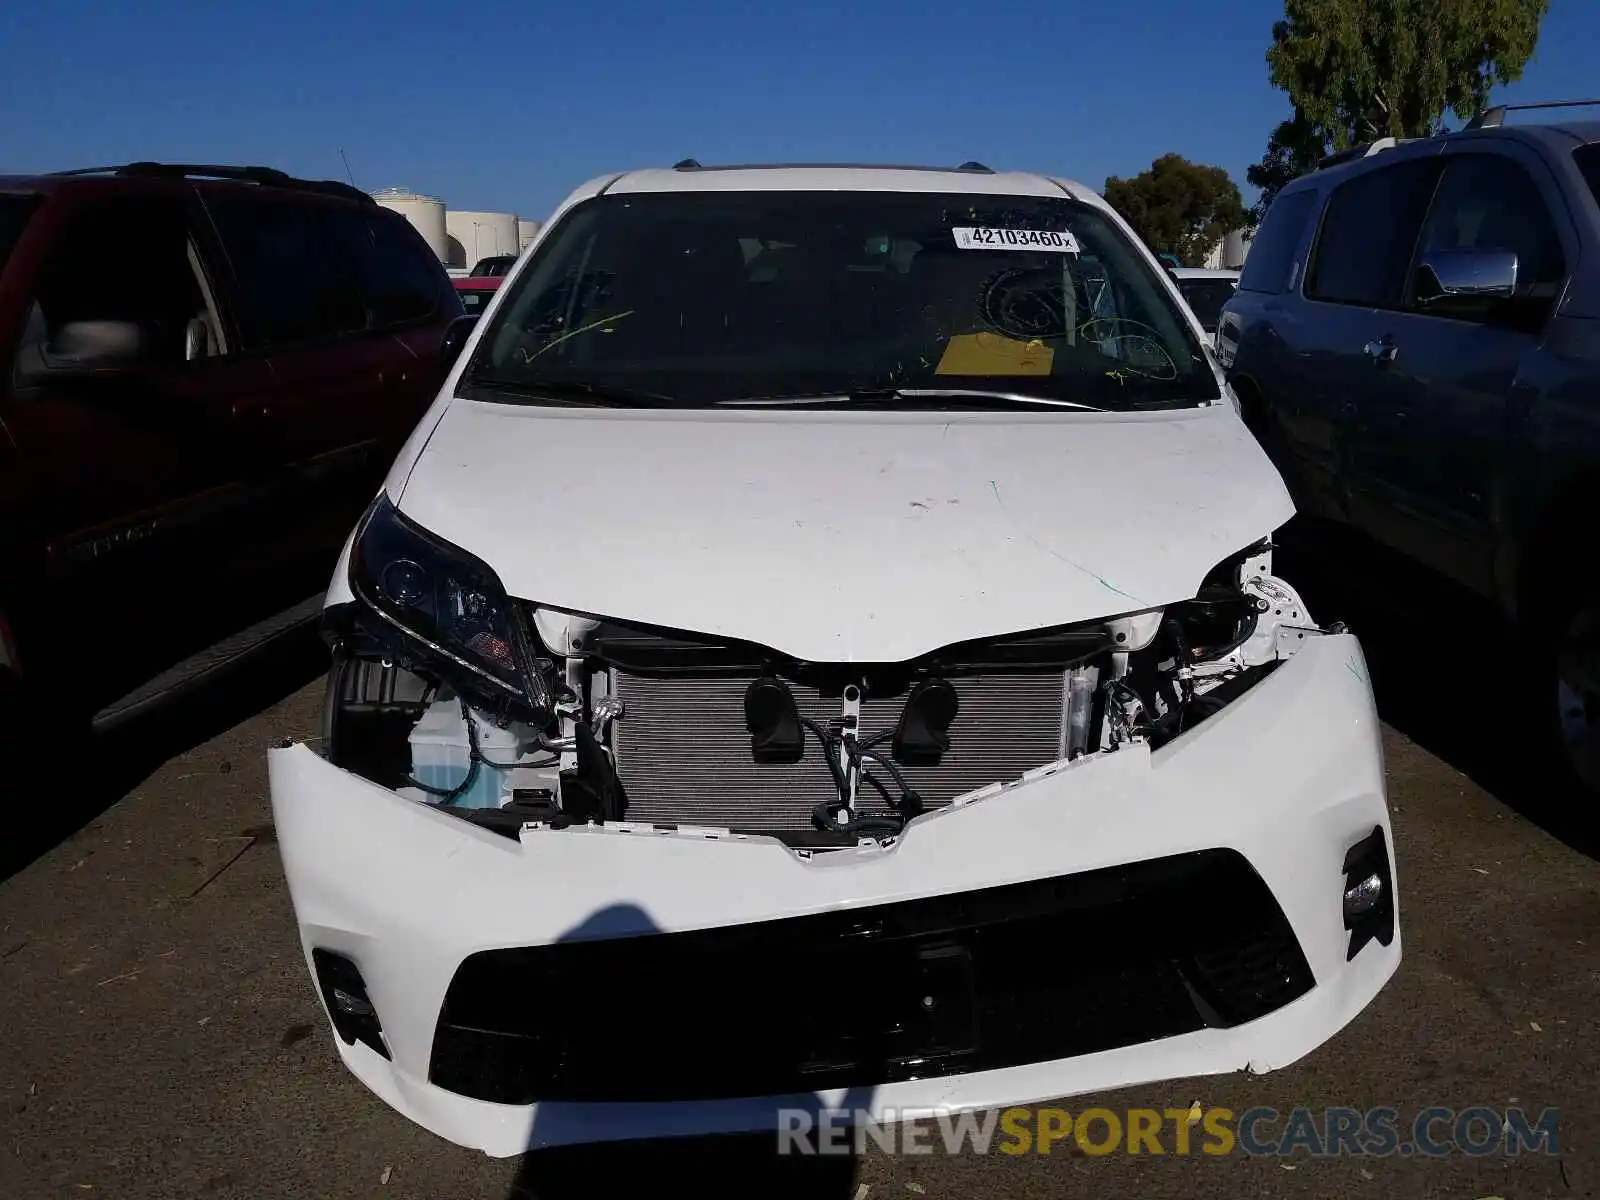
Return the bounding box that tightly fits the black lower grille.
[610,669,1067,831]
[428,849,1315,1105]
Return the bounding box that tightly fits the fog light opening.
[312,948,391,1060]
[1340,825,1395,961]
[1342,872,1383,916]
[331,986,375,1018]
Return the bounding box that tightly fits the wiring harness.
[803,717,925,838]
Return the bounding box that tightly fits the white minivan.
[268,161,1399,1156]
[1170,266,1241,342]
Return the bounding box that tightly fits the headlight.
[1165,583,1262,662]
[347,493,553,722]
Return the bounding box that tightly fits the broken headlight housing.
[1107,541,1313,749]
[347,493,554,724]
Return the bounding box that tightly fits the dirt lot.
[2,603,1597,1199]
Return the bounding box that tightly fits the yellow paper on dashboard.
[935,331,1053,376]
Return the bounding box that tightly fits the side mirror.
[13,318,153,387]
[1416,248,1518,306]
[440,315,479,372]
[49,319,151,368]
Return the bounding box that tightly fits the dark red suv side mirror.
[441,315,479,373]
[14,319,157,388]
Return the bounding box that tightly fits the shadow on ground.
[1275,527,1598,862]
[499,905,869,1199]
[505,1133,860,1200]
[0,623,329,884]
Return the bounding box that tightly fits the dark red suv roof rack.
[50,162,373,204]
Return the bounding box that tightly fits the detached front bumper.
[268,632,1398,1157]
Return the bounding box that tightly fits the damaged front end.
[271,490,1399,1155]
[322,493,1329,847]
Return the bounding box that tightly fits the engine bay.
[322,535,1333,848]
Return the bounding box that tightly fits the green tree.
[1269,0,1548,144]
[1102,154,1249,267]
[1246,110,1331,221]
[1247,0,1549,216]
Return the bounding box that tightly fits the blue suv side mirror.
[1416,248,1519,304]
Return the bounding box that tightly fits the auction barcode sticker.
[952,227,1080,253]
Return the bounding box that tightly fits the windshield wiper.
[714,388,1107,412]
[463,376,679,408]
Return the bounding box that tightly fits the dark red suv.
[0,162,467,748]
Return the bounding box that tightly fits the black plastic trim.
[566,608,1112,678]
[428,848,1314,1104]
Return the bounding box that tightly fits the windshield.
[1176,277,1238,332]
[464,190,1219,409]
[0,195,39,281]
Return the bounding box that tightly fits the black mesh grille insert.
[610,669,1067,831]
[429,848,1315,1104]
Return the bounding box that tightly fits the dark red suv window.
[206,194,367,348]
[0,195,40,280]
[325,209,448,327]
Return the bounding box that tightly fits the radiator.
[609,669,1069,833]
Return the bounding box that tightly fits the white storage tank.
[371,188,448,262]
[446,210,519,269]
[517,217,542,251]
[1222,228,1252,270]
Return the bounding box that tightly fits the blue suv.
[1217,100,1600,815]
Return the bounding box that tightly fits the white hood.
[393,399,1294,663]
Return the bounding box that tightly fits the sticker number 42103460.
[952,227,1080,253]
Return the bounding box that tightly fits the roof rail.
[1465,98,1600,130]
[49,162,372,204]
[1316,137,1409,170]
[669,159,996,174]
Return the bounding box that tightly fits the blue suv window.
[1238,189,1318,294]
[1305,159,1441,308]
[1412,153,1566,304]
[1574,143,1600,208]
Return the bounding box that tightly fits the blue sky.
[2,0,1593,220]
